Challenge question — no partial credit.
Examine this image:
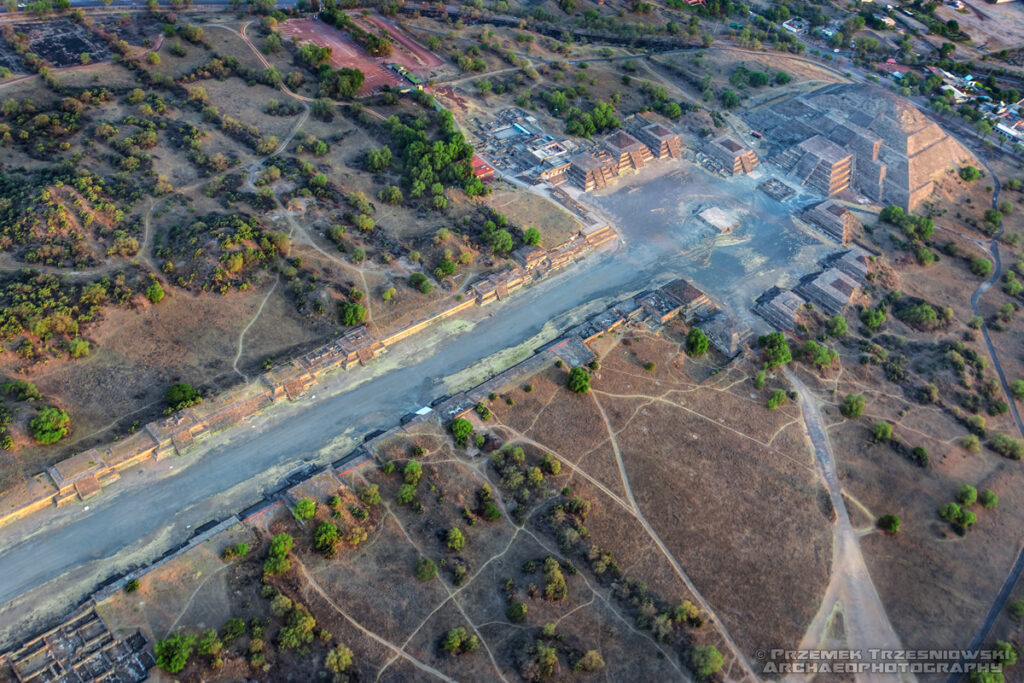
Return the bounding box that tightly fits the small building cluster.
[567,121,682,192]
[754,248,871,330]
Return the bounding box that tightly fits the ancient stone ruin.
[746,83,972,210]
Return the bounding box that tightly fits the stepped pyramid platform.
[745,83,972,210]
[704,135,759,175]
[603,130,653,174]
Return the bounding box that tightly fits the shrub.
[989,433,1024,459]
[910,446,929,467]
[441,626,479,655]
[475,402,492,421]
[507,601,527,623]
[197,629,223,656]
[956,484,977,506]
[145,281,165,304]
[155,632,196,674]
[325,644,354,674]
[450,418,473,447]
[643,361,656,372]
[359,484,381,505]
[877,514,900,533]
[971,257,993,277]
[294,498,316,520]
[939,501,962,522]
[576,650,606,673]
[404,460,422,486]
[686,328,708,356]
[415,556,438,581]
[959,165,980,182]
[753,370,765,390]
[447,527,466,551]
[871,421,893,442]
[566,366,590,394]
[860,308,886,330]
[30,407,70,444]
[840,394,865,418]
[69,338,90,358]
[962,434,981,452]
[222,542,249,559]
[688,645,724,680]
[125,579,140,593]
[166,383,200,411]
[980,489,998,508]
[1011,380,1024,401]
[409,272,433,294]
[766,389,787,410]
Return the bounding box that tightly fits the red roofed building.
[472,155,495,181]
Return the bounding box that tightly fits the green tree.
[523,227,541,246]
[155,632,196,674]
[877,514,901,533]
[827,315,848,337]
[359,484,381,506]
[146,281,165,303]
[366,146,392,172]
[840,394,865,418]
[689,645,724,680]
[166,383,200,411]
[959,165,980,182]
[1011,379,1024,401]
[30,407,70,444]
[325,644,353,673]
[872,421,893,442]
[313,522,340,556]
[767,389,788,410]
[971,257,993,277]
[758,332,791,368]
[404,460,422,486]
[447,527,466,551]
[339,302,367,326]
[956,484,977,506]
[397,483,416,505]
[567,366,590,394]
[294,498,316,520]
[450,418,473,447]
[980,489,998,508]
[379,185,404,204]
[507,601,527,623]
[860,308,886,330]
[686,328,709,356]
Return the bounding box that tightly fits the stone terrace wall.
[0,226,618,528]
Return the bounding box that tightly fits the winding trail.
[294,558,456,682]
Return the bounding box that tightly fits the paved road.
[0,235,687,646]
